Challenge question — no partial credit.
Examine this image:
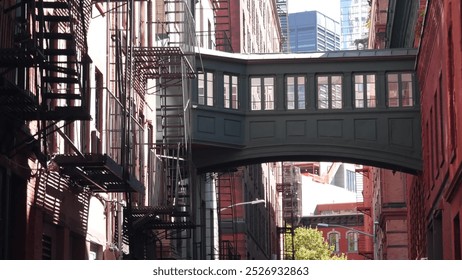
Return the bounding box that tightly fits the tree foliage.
[285,227,346,260]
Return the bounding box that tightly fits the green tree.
[285,227,346,260]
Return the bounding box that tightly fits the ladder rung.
[42,15,70,22]
[39,32,74,40]
[43,48,76,56]
[43,76,79,84]
[37,1,69,9]
[42,64,78,75]
[43,93,82,100]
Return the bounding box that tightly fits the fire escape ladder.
[212,0,232,52]
[52,1,144,195]
[35,0,90,121]
[277,163,295,259]
[119,0,196,259]
[0,1,38,119]
[216,173,239,259]
[0,0,90,121]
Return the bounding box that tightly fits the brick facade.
[411,0,462,259]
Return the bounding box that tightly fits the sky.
[288,0,341,22]
[301,176,357,215]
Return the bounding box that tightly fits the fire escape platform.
[134,47,195,79]
[53,153,144,193]
[0,77,90,120]
[0,78,39,117]
[130,206,194,230]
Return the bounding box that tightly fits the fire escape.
[216,171,240,259]
[276,162,297,259]
[212,0,232,52]
[2,0,145,258]
[276,0,289,53]
[120,0,196,259]
[1,0,90,125]
[0,0,91,144]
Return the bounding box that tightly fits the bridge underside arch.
[193,141,421,174]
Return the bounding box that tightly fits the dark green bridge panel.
[191,48,421,174]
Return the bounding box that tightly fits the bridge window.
[354,74,376,108]
[286,76,306,110]
[198,72,214,106]
[250,77,275,110]
[224,74,239,109]
[387,73,414,107]
[317,75,343,109]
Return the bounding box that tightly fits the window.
[354,74,376,108]
[42,234,53,260]
[198,72,214,106]
[347,232,358,252]
[328,232,340,252]
[250,77,274,111]
[346,170,356,192]
[387,73,414,107]
[224,74,239,109]
[317,75,343,109]
[286,76,306,110]
[454,214,461,260]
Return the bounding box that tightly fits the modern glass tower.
[340,0,370,50]
[288,11,340,52]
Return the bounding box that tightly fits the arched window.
[328,231,340,252]
[347,231,359,252]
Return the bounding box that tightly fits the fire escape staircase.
[31,0,143,194]
[276,164,295,259]
[216,173,240,259]
[118,0,196,259]
[0,0,90,121]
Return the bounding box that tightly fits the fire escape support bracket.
[54,123,85,158]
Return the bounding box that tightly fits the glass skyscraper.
[288,11,340,52]
[340,0,370,50]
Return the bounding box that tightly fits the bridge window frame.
[286,75,306,110]
[224,74,239,109]
[316,74,343,109]
[354,74,376,108]
[250,76,275,111]
[386,72,414,108]
[198,71,214,106]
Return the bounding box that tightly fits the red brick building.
[369,0,462,259]
[299,202,374,260]
[411,0,462,259]
[364,168,409,259]
[216,164,280,260]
